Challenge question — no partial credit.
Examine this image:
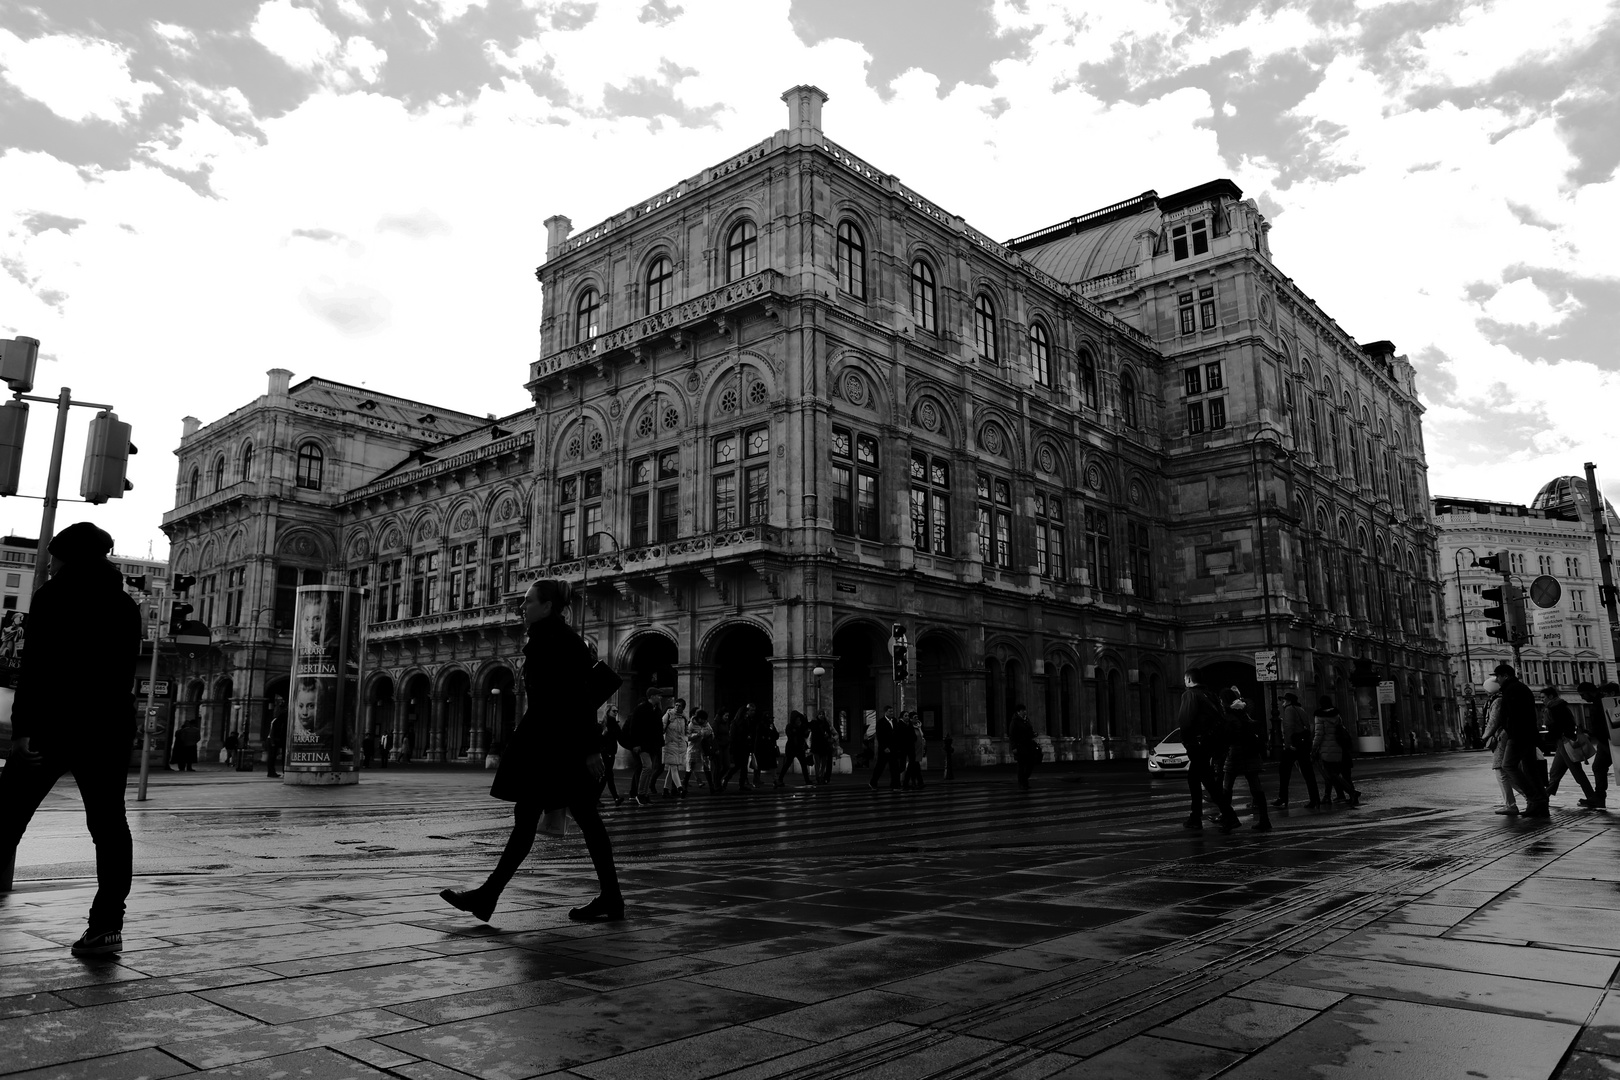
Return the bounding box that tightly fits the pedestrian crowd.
[1479,664,1616,817]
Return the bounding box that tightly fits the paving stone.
[559,953,723,991]
[1270,954,1604,1023]
[185,1046,398,1077]
[56,965,282,1006]
[1222,995,1578,1079]
[0,993,262,1073]
[0,1046,195,1080]
[1454,900,1616,949]
[1227,980,1347,1010]
[383,980,592,1025]
[1561,1051,1620,1078]
[1041,1034,1242,1079]
[1149,995,1318,1051]
[688,934,998,1004]
[377,979,792,1077]
[0,957,148,998]
[163,1007,425,1069]
[748,988,937,1041]
[1321,929,1619,987]
[0,990,75,1019]
[569,1023,810,1079]
[328,1038,421,1070]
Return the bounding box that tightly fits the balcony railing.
[161,479,261,527]
[532,524,784,581]
[366,603,520,643]
[529,270,784,385]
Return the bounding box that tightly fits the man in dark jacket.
[1496,663,1548,818]
[627,686,663,805]
[1175,667,1237,832]
[1273,692,1320,808]
[868,706,902,790]
[0,523,141,956]
[1577,682,1613,808]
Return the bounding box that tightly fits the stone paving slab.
[7,756,1620,1078]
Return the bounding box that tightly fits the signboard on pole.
[1254,650,1279,682]
[1532,606,1563,648]
[285,585,366,782]
[1377,680,1396,704]
[137,679,171,697]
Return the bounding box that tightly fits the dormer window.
[1171,219,1210,261]
[1191,219,1209,255]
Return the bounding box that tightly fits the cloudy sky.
[2,0,1618,557]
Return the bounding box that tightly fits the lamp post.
[1452,545,1480,736]
[578,531,622,630]
[1248,427,1286,755]
[812,665,826,719]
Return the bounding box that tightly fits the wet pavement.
[4,752,1620,1078]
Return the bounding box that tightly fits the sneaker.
[1579,798,1608,809]
[568,895,625,922]
[70,928,122,957]
[1270,799,1286,808]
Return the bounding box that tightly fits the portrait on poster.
[286,586,366,770]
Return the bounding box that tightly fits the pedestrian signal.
[80,410,136,504]
[125,575,147,593]
[168,600,193,636]
[1473,551,1508,574]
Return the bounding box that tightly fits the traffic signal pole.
[136,587,165,803]
[13,386,118,590]
[1586,463,1620,665]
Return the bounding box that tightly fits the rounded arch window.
[909,259,936,331]
[1077,348,1098,409]
[645,256,673,314]
[212,455,226,493]
[574,287,600,343]
[239,442,254,482]
[725,220,757,281]
[1120,369,1139,429]
[973,294,998,362]
[836,220,866,299]
[1028,321,1052,387]
[295,441,324,491]
[188,466,200,502]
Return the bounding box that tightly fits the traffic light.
[891,622,909,682]
[0,398,26,497]
[168,600,193,636]
[1474,551,1508,574]
[0,336,39,394]
[125,575,147,593]
[80,410,136,504]
[172,573,196,596]
[1482,583,1528,644]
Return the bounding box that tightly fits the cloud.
[789,0,1035,96]
[375,209,451,237]
[0,29,160,124]
[290,226,344,241]
[20,211,85,234]
[250,0,342,71]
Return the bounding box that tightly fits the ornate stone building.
[162,86,1452,765]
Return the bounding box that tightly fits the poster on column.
[287,586,366,771]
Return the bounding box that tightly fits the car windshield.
[1157,729,1181,746]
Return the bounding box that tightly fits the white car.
[1147,729,1190,774]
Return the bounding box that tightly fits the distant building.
[1433,477,1618,727]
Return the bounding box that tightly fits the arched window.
[1282,377,1297,446]
[973,294,998,362]
[645,256,673,314]
[212,455,226,493]
[1394,432,1408,511]
[1378,420,1393,499]
[240,443,254,483]
[1029,321,1051,387]
[909,259,936,332]
[1348,416,1361,484]
[1120,370,1139,429]
[296,442,324,491]
[836,221,865,299]
[725,220,757,281]
[1307,397,1321,460]
[188,467,200,502]
[1077,349,1098,409]
[573,288,600,343]
[1317,509,1335,608]
[1327,409,1341,472]
[1363,409,1377,493]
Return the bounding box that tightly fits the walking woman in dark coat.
[440,579,624,923]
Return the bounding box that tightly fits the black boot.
[569,894,625,922]
[439,886,497,922]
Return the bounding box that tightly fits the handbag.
[585,661,622,710]
[1564,733,1597,763]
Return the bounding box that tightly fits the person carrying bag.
[439,579,624,923]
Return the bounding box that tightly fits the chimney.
[545,215,573,257]
[181,416,200,439]
[267,368,292,399]
[781,84,828,146]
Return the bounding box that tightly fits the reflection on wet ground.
[3,753,1619,1077]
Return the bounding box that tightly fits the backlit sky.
[2,0,1617,558]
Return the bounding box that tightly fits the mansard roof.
[286,376,486,430]
[359,407,536,487]
[1007,179,1244,286]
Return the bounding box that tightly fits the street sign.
[1529,574,1562,609]
[1254,650,1279,682]
[1377,680,1396,704]
[139,679,170,697]
[1533,605,1563,647]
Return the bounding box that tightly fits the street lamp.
[812,665,826,719]
[1248,426,1287,755]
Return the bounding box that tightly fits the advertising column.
[284,585,366,786]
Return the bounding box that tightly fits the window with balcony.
[1029,321,1052,387]
[188,467,200,502]
[376,559,402,622]
[447,541,478,612]
[213,455,226,493]
[836,220,866,299]
[645,256,673,314]
[557,469,602,559]
[832,427,879,541]
[295,442,323,491]
[240,443,254,482]
[574,288,600,343]
[909,452,951,556]
[629,449,681,546]
[410,552,439,617]
[976,473,1013,569]
[1573,588,1587,611]
[1085,507,1112,589]
[1034,492,1065,580]
[1576,624,1593,648]
[713,426,769,529]
[726,220,757,281]
[488,532,522,604]
[973,294,998,362]
[909,259,936,332]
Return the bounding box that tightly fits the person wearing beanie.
[0,522,142,957]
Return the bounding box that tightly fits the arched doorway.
[916,632,959,740]
[624,632,678,707]
[1004,657,1025,728]
[368,675,395,753]
[482,667,517,753]
[401,673,431,760]
[710,622,773,722]
[832,622,885,747]
[443,670,473,760]
[983,657,1002,736]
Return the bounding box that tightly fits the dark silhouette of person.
[1175,667,1237,832]
[0,523,141,956]
[868,707,902,790]
[439,578,622,923]
[266,704,286,778]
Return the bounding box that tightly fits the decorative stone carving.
[608,398,622,419]
[916,400,940,432]
[383,527,403,551]
[748,380,768,405]
[663,406,680,430]
[637,412,655,438]
[843,371,867,406]
[980,424,1003,455]
[686,370,702,393]
[1129,479,1144,506]
[1037,444,1056,474]
[497,498,516,521]
[1087,464,1103,490]
[416,518,438,543]
[454,509,476,533]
